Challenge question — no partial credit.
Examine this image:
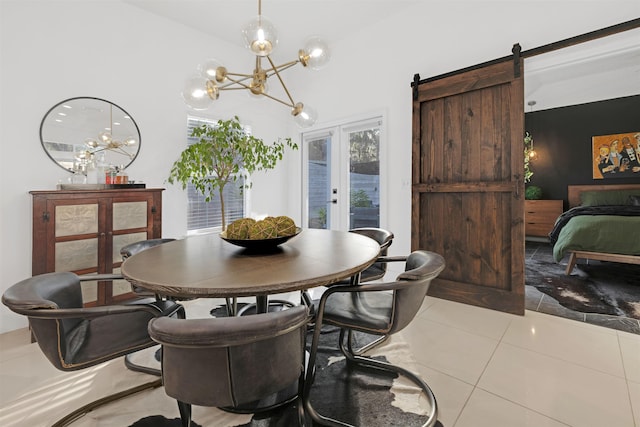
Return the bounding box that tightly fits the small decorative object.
[167,116,298,231]
[221,216,301,250]
[226,218,256,239]
[525,185,543,200]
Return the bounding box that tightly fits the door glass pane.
[349,127,380,229]
[307,136,331,229]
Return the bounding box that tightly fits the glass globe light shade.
[242,15,278,56]
[292,103,317,128]
[198,59,226,82]
[123,136,137,146]
[182,75,214,110]
[85,138,99,149]
[99,131,112,143]
[301,36,330,70]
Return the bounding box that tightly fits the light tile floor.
[1,296,638,427]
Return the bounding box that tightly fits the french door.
[302,117,383,231]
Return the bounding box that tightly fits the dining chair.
[301,227,395,352]
[148,305,310,427]
[1,271,185,427]
[301,227,394,309]
[120,238,177,299]
[336,227,394,283]
[303,250,445,427]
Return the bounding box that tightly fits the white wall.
[0,0,294,332]
[1,0,638,333]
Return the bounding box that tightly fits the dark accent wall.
[525,94,640,209]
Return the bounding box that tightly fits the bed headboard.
[568,184,640,208]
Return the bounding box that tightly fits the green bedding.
[552,215,640,262]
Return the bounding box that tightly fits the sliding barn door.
[411,57,525,315]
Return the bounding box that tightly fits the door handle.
[327,199,337,204]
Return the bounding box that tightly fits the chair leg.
[124,349,161,376]
[236,298,296,316]
[177,401,192,427]
[303,302,355,427]
[52,379,162,427]
[225,297,238,316]
[339,329,439,427]
[345,329,389,356]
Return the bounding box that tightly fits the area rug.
[123,329,437,426]
[525,258,640,320]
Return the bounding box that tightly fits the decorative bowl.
[220,227,302,250]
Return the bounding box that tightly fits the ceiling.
[125,1,640,111]
[124,0,420,54]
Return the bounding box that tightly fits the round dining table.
[121,228,380,413]
[121,228,381,303]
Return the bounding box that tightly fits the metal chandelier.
[182,0,330,127]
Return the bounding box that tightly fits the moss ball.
[249,219,278,239]
[226,218,255,239]
[274,216,297,236]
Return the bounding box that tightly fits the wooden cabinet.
[30,188,164,306]
[524,200,563,238]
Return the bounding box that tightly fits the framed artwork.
[592,132,640,179]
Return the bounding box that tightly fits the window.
[186,117,247,233]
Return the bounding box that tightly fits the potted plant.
[168,116,298,230]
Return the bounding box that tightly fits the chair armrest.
[375,255,407,264]
[77,273,124,281]
[17,304,167,319]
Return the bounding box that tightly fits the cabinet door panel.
[80,279,98,304]
[55,204,99,236]
[111,267,134,297]
[55,238,98,271]
[112,232,148,263]
[113,201,147,230]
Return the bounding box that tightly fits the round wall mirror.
[40,97,141,172]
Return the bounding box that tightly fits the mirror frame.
[39,96,141,172]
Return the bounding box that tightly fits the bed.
[549,184,640,274]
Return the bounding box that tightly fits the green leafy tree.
[168,116,298,230]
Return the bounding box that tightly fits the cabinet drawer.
[525,200,563,237]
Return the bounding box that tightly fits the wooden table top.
[121,229,381,299]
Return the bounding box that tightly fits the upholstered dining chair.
[301,227,394,309]
[148,305,310,427]
[120,238,177,298]
[337,227,394,283]
[303,250,445,427]
[1,271,185,427]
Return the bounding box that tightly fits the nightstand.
[524,200,563,238]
